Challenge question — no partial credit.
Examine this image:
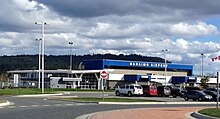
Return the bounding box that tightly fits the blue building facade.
[83,59,193,76]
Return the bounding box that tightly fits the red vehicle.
[142,85,158,96]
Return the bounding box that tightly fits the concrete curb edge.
[0,101,12,107]
[13,93,63,97]
[194,110,220,119]
[98,101,217,105]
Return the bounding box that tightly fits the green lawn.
[0,88,53,96]
[0,88,113,96]
[198,108,220,118]
[62,97,161,102]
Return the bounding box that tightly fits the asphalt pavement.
[0,92,218,119]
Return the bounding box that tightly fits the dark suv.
[157,86,171,97]
[203,90,220,101]
[183,90,212,101]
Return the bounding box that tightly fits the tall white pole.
[35,21,47,93]
[162,49,168,86]
[69,42,73,71]
[217,72,219,108]
[201,53,204,78]
[165,51,167,86]
[36,38,42,89]
[39,39,41,89]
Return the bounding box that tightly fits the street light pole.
[162,49,168,86]
[201,53,204,78]
[36,38,42,89]
[35,21,47,93]
[68,42,73,71]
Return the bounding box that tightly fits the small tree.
[200,76,209,88]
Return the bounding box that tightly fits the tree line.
[0,53,167,81]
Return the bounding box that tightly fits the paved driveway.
[91,107,211,119]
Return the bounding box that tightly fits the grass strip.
[62,97,161,102]
[198,108,220,118]
[0,88,54,96]
[0,88,114,96]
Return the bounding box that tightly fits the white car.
[115,84,143,97]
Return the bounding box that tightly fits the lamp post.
[68,42,73,71]
[36,38,42,89]
[35,21,47,93]
[201,53,204,78]
[162,49,168,86]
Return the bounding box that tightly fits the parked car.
[157,86,171,97]
[184,86,201,91]
[183,90,212,101]
[203,90,220,101]
[115,84,143,97]
[171,87,185,98]
[205,87,220,93]
[142,85,158,96]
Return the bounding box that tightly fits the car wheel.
[198,97,202,101]
[128,92,132,97]
[115,91,120,96]
[184,96,189,101]
[173,94,177,98]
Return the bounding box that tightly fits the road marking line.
[7,106,16,108]
[54,104,62,106]
[42,105,51,107]
[76,103,86,105]
[19,106,28,108]
[31,105,40,107]
[64,104,74,106]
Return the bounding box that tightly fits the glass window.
[126,85,129,89]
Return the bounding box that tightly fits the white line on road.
[31,105,40,107]
[42,105,51,107]
[19,106,29,108]
[64,104,74,106]
[54,104,62,106]
[7,106,16,108]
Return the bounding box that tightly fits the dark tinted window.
[126,85,129,89]
[121,86,125,89]
[130,86,134,89]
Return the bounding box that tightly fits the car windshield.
[135,86,142,89]
[198,91,207,95]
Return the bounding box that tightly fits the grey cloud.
[35,0,220,19]
[35,0,148,18]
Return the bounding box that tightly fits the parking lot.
[68,91,187,102]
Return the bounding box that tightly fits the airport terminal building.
[7,59,196,89]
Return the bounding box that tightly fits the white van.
[115,84,143,97]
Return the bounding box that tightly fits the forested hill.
[0,54,170,73]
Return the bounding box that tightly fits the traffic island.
[0,99,11,107]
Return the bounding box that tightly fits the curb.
[185,112,197,119]
[193,110,220,119]
[98,101,217,105]
[14,93,63,97]
[0,101,13,107]
[75,112,97,119]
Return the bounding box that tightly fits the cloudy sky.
[1,0,220,75]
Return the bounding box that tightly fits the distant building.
[7,59,195,89]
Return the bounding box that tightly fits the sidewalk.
[90,107,211,119]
